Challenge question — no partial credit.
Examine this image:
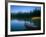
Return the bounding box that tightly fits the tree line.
[11,9,41,20]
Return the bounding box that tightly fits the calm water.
[11,19,39,31]
[11,19,27,31]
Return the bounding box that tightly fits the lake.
[11,19,40,31]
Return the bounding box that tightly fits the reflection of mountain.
[11,9,41,20]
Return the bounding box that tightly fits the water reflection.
[11,19,26,31]
[11,18,40,31]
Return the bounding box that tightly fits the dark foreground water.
[11,19,41,31]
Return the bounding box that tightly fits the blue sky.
[10,5,41,13]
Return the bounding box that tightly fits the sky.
[10,5,41,13]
